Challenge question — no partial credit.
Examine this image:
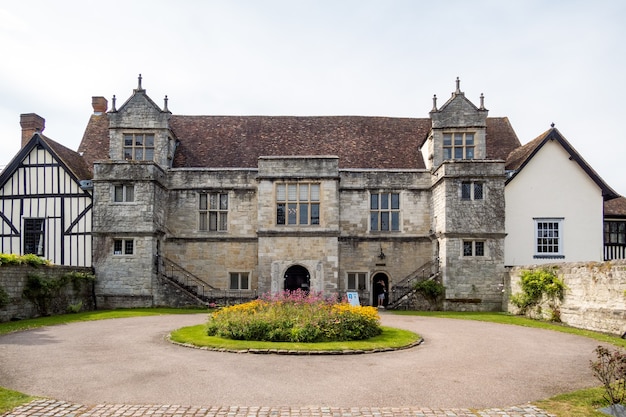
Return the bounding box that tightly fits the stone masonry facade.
[507,260,626,335]
[85,79,512,311]
[433,161,507,311]
[0,265,94,322]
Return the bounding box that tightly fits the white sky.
[1,0,625,194]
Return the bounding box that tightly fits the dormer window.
[443,132,474,160]
[123,133,154,161]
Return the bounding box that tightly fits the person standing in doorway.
[377,280,386,308]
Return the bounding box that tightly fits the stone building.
[72,76,520,311]
[4,76,623,311]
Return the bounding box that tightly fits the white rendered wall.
[505,139,604,266]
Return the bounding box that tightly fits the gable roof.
[79,113,521,171]
[505,127,619,200]
[0,133,92,188]
[115,86,165,115]
[437,91,482,113]
[43,135,93,180]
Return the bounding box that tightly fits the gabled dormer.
[107,74,178,169]
[423,78,488,169]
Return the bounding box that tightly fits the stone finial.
[164,95,169,112]
[479,93,485,110]
[111,95,117,112]
[455,77,461,94]
[138,73,143,90]
[431,94,438,112]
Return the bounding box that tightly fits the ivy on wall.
[510,267,566,321]
[22,272,95,316]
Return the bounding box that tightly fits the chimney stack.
[20,113,45,148]
[92,96,108,114]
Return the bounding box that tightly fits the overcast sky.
[1,0,625,194]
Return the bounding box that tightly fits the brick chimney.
[92,96,108,114]
[20,113,45,148]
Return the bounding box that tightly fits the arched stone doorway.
[284,265,310,292]
[372,272,389,307]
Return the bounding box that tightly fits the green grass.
[535,386,610,417]
[0,307,208,336]
[0,387,37,414]
[170,324,420,351]
[392,310,626,348]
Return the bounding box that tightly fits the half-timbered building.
[0,114,93,266]
[604,196,626,260]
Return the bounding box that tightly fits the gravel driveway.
[0,312,602,409]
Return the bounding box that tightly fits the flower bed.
[206,290,382,342]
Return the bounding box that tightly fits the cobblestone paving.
[2,400,557,417]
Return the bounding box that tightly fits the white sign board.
[346,292,360,306]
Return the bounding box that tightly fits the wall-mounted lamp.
[378,246,386,260]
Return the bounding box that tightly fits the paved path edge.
[167,334,425,355]
[2,399,558,417]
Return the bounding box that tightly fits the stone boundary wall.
[506,260,626,336]
[0,265,94,322]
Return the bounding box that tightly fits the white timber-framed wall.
[0,134,93,266]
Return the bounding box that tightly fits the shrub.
[510,268,565,319]
[206,290,382,342]
[22,271,95,316]
[63,271,96,292]
[67,301,83,314]
[590,345,626,405]
[22,274,63,316]
[413,279,445,302]
[0,253,51,267]
[0,254,22,266]
[21,254,51,267]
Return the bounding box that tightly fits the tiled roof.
[79,113,521,171]
[505,127,620,200]
[77,114,109,170]
[486,117,521,160]
[40,134,93,180]
[605,196,626,217]
[169,115,431,169]
[0,133,93,188]
[505,130,548,172]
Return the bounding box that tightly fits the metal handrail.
[388,259,439,309]
[156,255,257,305]
[156,255,216,299]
